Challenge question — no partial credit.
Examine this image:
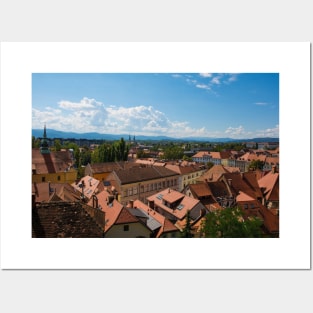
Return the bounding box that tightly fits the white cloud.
[34,97,277,139]
[196,84,211,90]
[227,74,238,82]
[225,125,245,135]
[211,76,221,85]
[256,125,279,138]
[199,73,212,77]
[58,97,102,110]
[255,102,268,106]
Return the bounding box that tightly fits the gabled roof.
[162,189,184,204]
[192,151,231,159]
[115,207,140,224]
[207,181,230,198]
[87,189,123,232]
[32,182,80,203]
[221,172,263,200]
[132,200,179,237]
[71,176,102,199]
[165,163,205,175]
[192,151,210,158]
[258,171,279,201]
[188,182,213,198]
[128,207,162,231]
[236,191,255,202]
[32,148,73,174]
[88,161,140,174]
[32,202,104,238]
[111,166,178,184]
[198,164,239,182]
[147,188,201,221]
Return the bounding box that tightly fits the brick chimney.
[272,165,277,174]
[129,199,134,208]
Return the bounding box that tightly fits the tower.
[40,124,50,154]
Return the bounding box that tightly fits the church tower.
[40,124,50,154]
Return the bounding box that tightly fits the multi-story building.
[106,166,180,205]
[164,161,207,191]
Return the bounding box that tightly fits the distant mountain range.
[32,128,279,143]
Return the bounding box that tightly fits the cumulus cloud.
[33,96,277,139]
[225,125,245,136]
[199,73,212,78]
[256,125,279,138]
[58,97,102,110]
[32,97,216,137]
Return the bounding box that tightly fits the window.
[124,225,129,231]
[57,175,61,181]
[42,176,46,182]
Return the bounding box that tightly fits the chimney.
[272,165,277,174]
[92,195,98,209]
[227,179,232,186]
[129,200,134,208]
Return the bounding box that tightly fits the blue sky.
[32,73,279,139]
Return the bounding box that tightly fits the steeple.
[40,124,50,154]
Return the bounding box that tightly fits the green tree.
[249,159,265,170]
[91,138,129,163]
[54,139,62,151]
[163,145,184,160]
[32,136,41,148]
[182,155,192,162]
[207,161,214,169]
[200,207,263,238]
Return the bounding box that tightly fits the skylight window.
[156,194,163,200]
[177,204,184,210]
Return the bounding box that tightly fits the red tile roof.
[199,164,237,182]
[132,200,179,237]
[87,189,123,232]
[258,171,279,201]
[88,161,141,174]
[32,148,73,174]
[222,172,263,200]
[71,176,102,199]
[109,166,178,184]
[32,182,80,203]
[115,207,140,224]
[147,188,201,220]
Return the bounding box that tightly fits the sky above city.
[32,73,279,139]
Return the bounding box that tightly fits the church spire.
[40,123,50,154]
[43,123,47,139]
